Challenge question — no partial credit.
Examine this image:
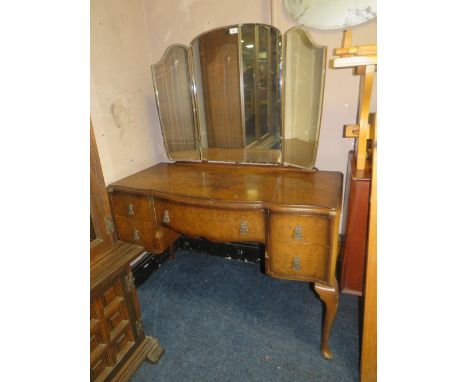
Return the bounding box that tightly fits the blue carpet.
[131,251,360,381]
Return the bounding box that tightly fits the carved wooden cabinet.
[91,271,137,381]
[91,242,162,382]
[91,123,163,381]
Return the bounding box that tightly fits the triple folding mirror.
[151,24,326,170]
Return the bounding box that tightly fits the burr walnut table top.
[107,161,344,360]
[108,162,343,214]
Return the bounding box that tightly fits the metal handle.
[293,225,303,240]
[135,318,143,336]
[239,220,248,234]
[292,257,302,271]
[133,229,140,241]
[128,203,135,216]
[125,273,135,292]
[163,210,171,224]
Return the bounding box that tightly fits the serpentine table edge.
[107,161,343,359]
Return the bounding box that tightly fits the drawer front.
[266,240,329,281]
[115,216,155,250]
[111,192,153,221]
[155,199,265,243]
[269,213,330,246]
[154,226,180,254]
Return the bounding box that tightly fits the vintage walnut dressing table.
[108,24,343,359]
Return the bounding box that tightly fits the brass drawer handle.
[292,257,302,271]
[239,220,248,234]
[128,203,135,216]
[293,225,303,240]
[133,229,140,241]
[125,273,135,292]
[135,318,143,336]
[163,210,171,224]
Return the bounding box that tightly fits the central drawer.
[155,199,265,243]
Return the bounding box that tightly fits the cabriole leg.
[314,279,339,359]
[168,244,176,260]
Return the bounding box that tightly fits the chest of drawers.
[108,162,342,359]
[111,192,180,254]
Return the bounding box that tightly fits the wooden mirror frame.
[90,120,118,260]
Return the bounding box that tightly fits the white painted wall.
[91,0,167,185]
[272,0,376,175]
[142,0,271,63]
[91,0,376,184]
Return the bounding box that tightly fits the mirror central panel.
[192,24,282,164]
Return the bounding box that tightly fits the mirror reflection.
[151,45,200,160]
[192,24,282,163]
[151,24,326,169]
[240,25,282,160]
[283,27,326,169]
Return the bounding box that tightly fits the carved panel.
[90,270,137,382]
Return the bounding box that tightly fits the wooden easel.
[331,30,377,177]
[331,31,377,382]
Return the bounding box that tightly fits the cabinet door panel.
[90,268,142,382]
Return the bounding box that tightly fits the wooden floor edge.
[111,337,164,382]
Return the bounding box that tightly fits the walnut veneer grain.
[109,162,342,213]
[269,213,330,245]
[155,199,265,243]
[108,161,343,359]
[112,193,153,221]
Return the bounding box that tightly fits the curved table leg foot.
[168,244,176,260]
[314,279,338,360]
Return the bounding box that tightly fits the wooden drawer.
[114,216,155,250]
[111,192,153,221]
[269,213,330,246]
[266,240,329,281]
[154,226,180,254]
[155,199,265,243]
